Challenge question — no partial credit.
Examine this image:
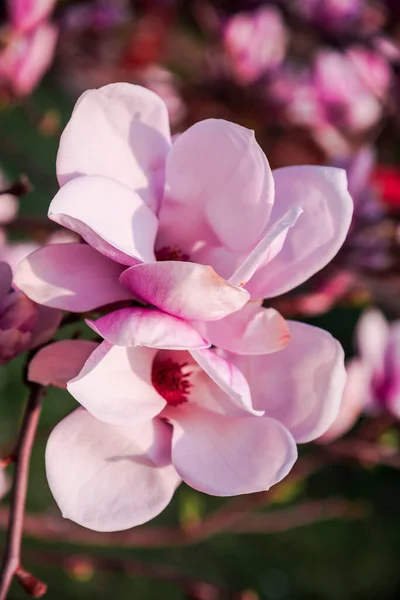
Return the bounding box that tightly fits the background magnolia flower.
[223,6,288,83]
[0,0,57,98]
[322,309,400,442]
[15,83,353,342]
[0,261,61,364]
[29,309,346,532]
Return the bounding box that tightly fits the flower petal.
[0,262,12,298]
[8,0,57,31]
[356,309,389,376]
[29,305,62,349]
[49,176,158,265]
[57,83,171,213]
[68,342,166,427]
[197,302,290,355]
[14,243,133,311]
[87,308,209,350]
[28,340,99,388]
[158,119,274,254]
[229,321,346,443]
[190,348,260,416]
[46,408,180,531]
[320,359,368,442]
[170,405,297,496]
[246,166,353,298]
[120,262,249,321]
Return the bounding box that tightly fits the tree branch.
[0,384,46,600]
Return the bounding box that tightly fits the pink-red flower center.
[155,246,190,262]
[152,358,192,406]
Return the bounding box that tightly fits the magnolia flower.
[224,6,287,83]
[0,23,58,97]
[15,83,353,345]
[322,309,400,442]
[29,310,345,531]
[0,262,61,364]
[313,49,385,133]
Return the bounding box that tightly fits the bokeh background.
[1,1,400,598]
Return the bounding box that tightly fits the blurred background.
[1,1,400,598]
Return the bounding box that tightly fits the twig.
[227,498,368,534]
[323,439,400,469]
[22,549,238,600]
[0,457,324,549]
[0,384,46,600]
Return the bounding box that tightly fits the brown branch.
[0,456,324,550]
[22,549,239,600]
[323,439,400,469]
[227,498,368,534]
[0,384,46,600]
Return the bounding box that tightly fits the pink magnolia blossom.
[15,83,353,349]
[7,0,57,32]
[313,49,385,133]
[224,6,288,83]
[322,309,400,442]
[29,311,345,531]
[0,22,58,97]
[0,261,61,364]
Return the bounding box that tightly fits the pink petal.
[29,305,62,348]
[197,302,290,355]
[87,307,210,350]
[158,119,274,255]
[246,166,353,298]
[0,193,18,224]
[56,83,171,213]
[320,359,368,442]
[49,176,158,266]
[0,469,9,501]
[228,206,302,287]
[28,340,99,388]
[120,262,249,321]
[8,0,56,31]
[68,342,166,427]
[169,405,297,496]
[356,309,389,376]
[229,321,346,443]
[385,322,400,419]
[189,348,260,416]
[14,243,133,311]
[46,408,180,531]
[12,23,57,97]
[0,262,12,298]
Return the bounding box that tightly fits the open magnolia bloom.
[15,83,353,340]
[29,311,346,532]
[322,309,400,442]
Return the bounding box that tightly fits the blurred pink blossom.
[0,261,61,364]
[29,313,345,531]
[224,6,288,83]
[15,83,353,349]
[322,309,400,441]
[0,23,58,97]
